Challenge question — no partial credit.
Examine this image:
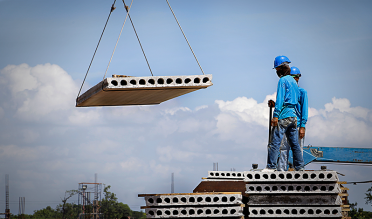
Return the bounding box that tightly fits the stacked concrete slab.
[76,74,213,107]
[139,192,244,218]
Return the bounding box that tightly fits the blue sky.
[1,0,372,215]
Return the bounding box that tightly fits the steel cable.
[166,0,205,75]
[77,0,117,100]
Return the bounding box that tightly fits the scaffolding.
[78,182,103,219]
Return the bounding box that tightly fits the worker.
[277,66,308,171]
[263,56,304,172]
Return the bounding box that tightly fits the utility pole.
[171,173,174,193]
[5,174,10,219]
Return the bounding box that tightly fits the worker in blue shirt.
[277,66,308,171]
[263,56,304,172]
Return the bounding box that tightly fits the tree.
[101,185,119,219]
[365,185,372,206]
[132,210,146,219]
[349,202,372,219]
[60,190,78,219]
[33,206,60,219]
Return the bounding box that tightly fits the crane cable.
[77,0,117,100]
[103,0,133,79]
[123,0,154,76]
[166,0,205,75]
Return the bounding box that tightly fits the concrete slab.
[145,206,244,218]
[76,75,213,107]
[248,206,342,218]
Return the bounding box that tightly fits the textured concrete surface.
[145,206,244,218]
[247,195,342,205]
[248,206,342,218]
[245,183,341,194]
[145,193,242,206]
[76,75,212,107]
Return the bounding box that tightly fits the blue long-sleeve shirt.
[273,75,299,120]
[295,87,308,128]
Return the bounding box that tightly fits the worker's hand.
[271,117,278,127]
[268,100,275,108]
[299,127,305,139]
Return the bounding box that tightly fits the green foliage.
[101,185,133,219]
[365,185,372,206]
[349,202,372,219]
[132,210,147,219]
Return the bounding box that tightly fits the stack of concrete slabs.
[76,74,213,107]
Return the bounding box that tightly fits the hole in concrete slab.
[288,186,294,191]
[255,174,260,179]
[176,78,182,84]
[271,173,276,179]
[181,197,187,203]
[156,198,162,203]
[222,209,228,214]
[157,78,164,84]
[206,197,211,202]
[164,197,170,203]
[185,78,191,84]
[216,173,219,176]
[249,186,254,191]
[230,209,236,214]
[311,173,316,179]
[189,197,195,202]
[194,78,200,83]
[296,186,301,191]
[173,210,179,215]
[156,210,162,216]
[197,209,203,215]
[319,173,325,179]
[111,80,118,86]
[308,209,314,214]
[148,79,155,85]
[291,209,297,214]
[232,173,236,177]
[286,173,292,179]
[222,196,227,202]
[197,197,203,202]
[316,209,322,214]
[264,186,270,191]
[252,210,258,215]
[237,173,242,177]
[203,77,209,83]
[247,174,253,179]
[313,186,318,191]
[214,209,219,214]
[272,186,278,191]
[263,174,268,179]
[276,209,282,214]
[210,172,214,176]
[324,209,330,214]
[166,78,173,84]
[327,173,333,179]
[148,198,154,203]
[295,173,301,179]
[165,210,171,215]
[303,173,309,179]
[149,211,154,216]
[221,173,225,176]
[230,196,236,202]
[206,209,211,215]
[260,209,266,214]
[213,197,219,202]
[173,197,179,203]
[320,186,326,191]
[329,186,334,191]
[268,209,274,214]
[139,79,146,85]
[189,209,195,215]
[280,186,286,191]
[256,186,262,191]
[130,79,136,85]
[332,209,338,214]
[181,210,187,215]
[279,173,285,179]
[226,173,230,176]
[304,186,310,191]
[120,80,127,86]
[284,209,290,214]
[300,209,306,214]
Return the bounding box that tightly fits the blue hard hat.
[290,66,301,77]
[273,56,291,69]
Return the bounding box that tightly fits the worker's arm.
[272,78,285,126]
[299,88,308,139]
